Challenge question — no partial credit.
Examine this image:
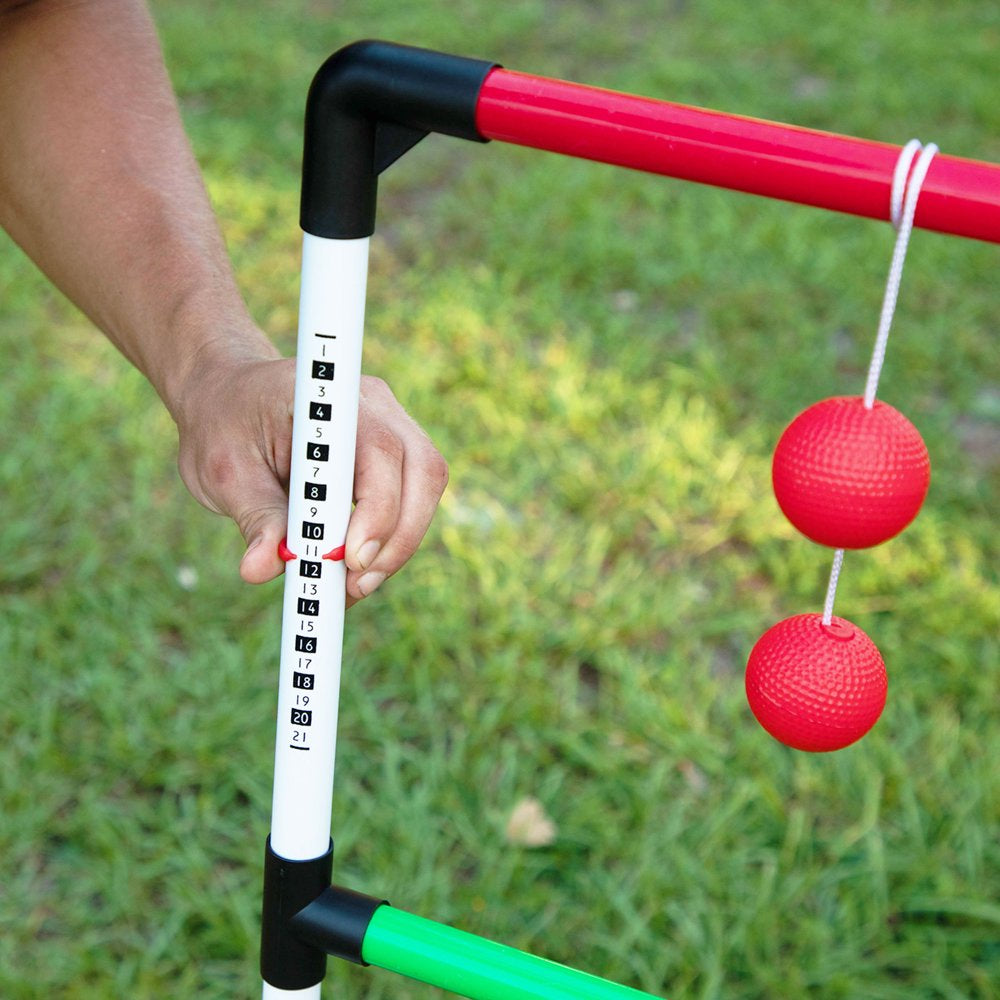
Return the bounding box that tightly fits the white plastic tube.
[269,234,370,862]
[263,983,323,1000]
[262,235,369,999]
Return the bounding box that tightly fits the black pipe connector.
[291,884,387,966]
[301,39,498,239]
[260,838,334,990]
[260,838,388,988]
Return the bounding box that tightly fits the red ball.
[745,614,887,752]
[772,396,930,549]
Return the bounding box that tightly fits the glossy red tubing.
[476,68,1000,244]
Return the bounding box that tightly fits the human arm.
[0,0,447,597]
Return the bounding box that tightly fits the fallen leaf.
[505,797,557,847]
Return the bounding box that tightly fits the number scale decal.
[269,234,370,864]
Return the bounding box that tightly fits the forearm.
[0,0,449,592]
[0,0,278,414]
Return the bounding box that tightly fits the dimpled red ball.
[745,613,887,752]
[772,396,930,549]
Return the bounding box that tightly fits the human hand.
[173,354,448,604]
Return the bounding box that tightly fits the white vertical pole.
[263,234,370,999]
[263,986,324,1000]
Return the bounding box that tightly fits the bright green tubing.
[362,905,664,1000]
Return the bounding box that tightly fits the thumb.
[232,488,289,585]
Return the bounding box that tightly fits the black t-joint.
[300,39,498,239]
[260,838,387,988]
[260,838,335,989]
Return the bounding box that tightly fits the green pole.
[362,905,665,1000]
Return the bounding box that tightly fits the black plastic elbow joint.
[301,39,498,239]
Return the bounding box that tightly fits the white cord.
[823,139,937,622]
[822,549,846,626]
[889,139,922,230]
[863,140,938,409]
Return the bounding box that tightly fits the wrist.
[145,264,277,407]
[160,312,283,428]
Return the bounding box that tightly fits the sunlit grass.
[0,1,997,998]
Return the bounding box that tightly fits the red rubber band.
[278,538,297,562]
[323,545,346,562]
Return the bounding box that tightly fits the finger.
[343,378,448,600]
[344,414,405,587]
[238,504,288,584]
[219,468,290,584]
[173,357,295,584]
[346,423,448,601]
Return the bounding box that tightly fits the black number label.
[312,361,335,381]
[302,520,324,540]
[299,560,322,578]
[308,443,329,462]
[293,672,314,689]
[297,598,319,616]
[309,402,331,421]
[295,635,317,653]
[305,483,327,501]
[291,709,313,726]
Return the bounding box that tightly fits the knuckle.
[424,449,450,494]
[365,423,406,466]
[379,530,423,571]
[361,374,394,400]
[237,504,286,545]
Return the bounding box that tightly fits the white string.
[863,140,938,409]
[822,549,845,626]
[889,139,922,230]
[823,139,937,621]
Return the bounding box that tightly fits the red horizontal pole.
[475,68,1000,244]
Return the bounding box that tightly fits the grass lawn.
[1,1,998,998]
